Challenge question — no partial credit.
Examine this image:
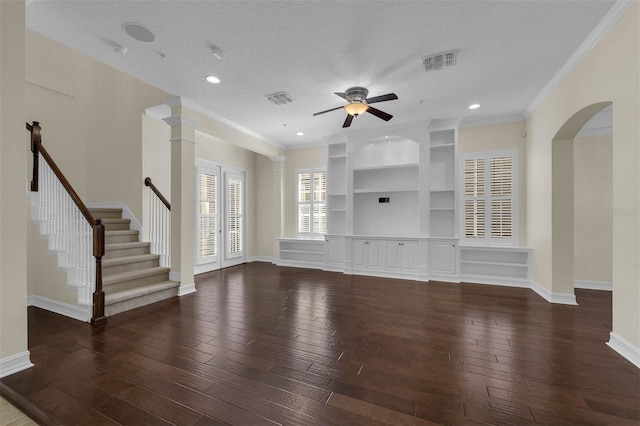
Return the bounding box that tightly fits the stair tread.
[100,218,131,223]
[105,230,138,235]
[105,280,179,305]
[106,241,150,250]
[103,253,160,266]
[103,266,170,285]
[89,208,123,212]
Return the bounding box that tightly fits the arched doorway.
[551,101,612,303]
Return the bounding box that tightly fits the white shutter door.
[197,171,218,264]
[464,158,486,239]
[225,173,244,259]
[489,156,513,239]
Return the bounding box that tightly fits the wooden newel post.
[30,121,41,192]
[92,219,108,325]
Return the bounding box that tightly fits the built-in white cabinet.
[429,238,458,280]
[429,129,456,238]
[324,235,345,272]
[385,240,418,274]
[277,238,325,269]
[352,239,383,271]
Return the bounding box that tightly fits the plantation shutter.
[464,158,485,239]
[297,169,326,236]
[461,152,516,244]
[226,176,243,255]
[489,157,513,239]
[198,172,217,261]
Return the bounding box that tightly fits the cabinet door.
[385,241,401,271]
[401,241,418,273]
[325,236,344,266]
[367,240,383,270]
[430,240,457,275]
[352,240,366,269]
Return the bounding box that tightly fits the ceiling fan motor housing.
[345,87,369,103]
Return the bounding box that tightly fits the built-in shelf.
[354,188,419,194]
[430,143,455,149]
[353,163,418,172]
[430,207,454,211]
[278,239,326,268]
[430,188,455,193]
[329,154,347,159]
[459,246,531,282]
[330,208,347,212]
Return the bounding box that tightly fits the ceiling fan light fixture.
[344,102,369,116]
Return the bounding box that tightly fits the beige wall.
[459,120,527,244]
[574,134,613,283]
[24,30,169,304]
[526,4,638,347]
[255,154,276,258]
[0,0,29,362]
[282,145,327,237]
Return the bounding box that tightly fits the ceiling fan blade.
[366,106,393,121]
[313,105,345,116]
[334,92,351,101]
[342,114,354,128]
[366,93,398,104]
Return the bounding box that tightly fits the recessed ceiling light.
[296,132,304,136]
[206,75,221,84]
[122,22,155,43]
[468,103,481,110]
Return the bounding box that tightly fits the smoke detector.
[423,50,457,72]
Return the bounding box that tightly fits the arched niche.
[351,136,420,169]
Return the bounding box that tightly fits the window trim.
[295,168,327,238]
[460,149,518,246]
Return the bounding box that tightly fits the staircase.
[90,207,179,316]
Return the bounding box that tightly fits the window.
[198,171,218,263]
[462,151,516,244]
[297,169,326,237]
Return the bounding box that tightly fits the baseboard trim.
[575,280,612,291]
[177,283,197,296]
[0,351,34,379]
[530,281,578,305]
[27,295,92,322]
[460,274,531,288]
[607,332,640,369]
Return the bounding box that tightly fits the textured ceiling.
[26,0,616,149]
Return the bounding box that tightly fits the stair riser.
[89,209,123,220]
[104,246,150,259]
[105,287,178,316]
[103,259,160,276]
[105,233,139,244]
[103,221,131,231]
[104,272,170,293]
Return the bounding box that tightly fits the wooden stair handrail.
[144,177,171,211]
[27,121,107,325]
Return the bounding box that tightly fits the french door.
[195,160,246,273]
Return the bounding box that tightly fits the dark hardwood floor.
[2,262,639,425]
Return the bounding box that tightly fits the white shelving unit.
[277,238,325,269]
[429,129,456,238]
[327,143,347,235]
[459,246,531,285]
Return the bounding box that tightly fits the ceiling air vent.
[423,50,457,72]
[265,91,295,105]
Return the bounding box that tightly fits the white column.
[270,156,286,257]
[163,98,197,296]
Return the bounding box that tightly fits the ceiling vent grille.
[423,50,457,72]
[265,91,295,105]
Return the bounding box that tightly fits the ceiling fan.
[313,86,398,128]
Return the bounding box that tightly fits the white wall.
[574,134,612,284]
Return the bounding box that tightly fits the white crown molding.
[607,332,640,368]
[27,295,92,322]
[169,136,196,144]
[525,0,636,117]
[145,104,171,121]
[162,115,200,130]
[0,351,34,379]
[269,155,287,162]
[574,279,612,291]
[531,281,578,305]
[459,114,525,129]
